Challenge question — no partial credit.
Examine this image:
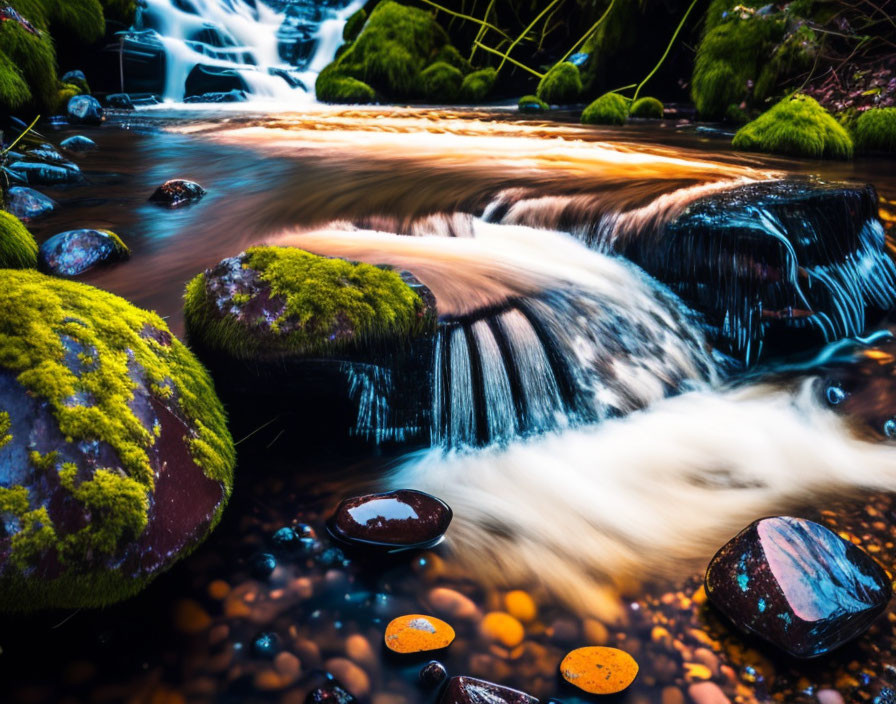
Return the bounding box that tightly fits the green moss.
[536,62,582,105]
[732,93,853,159]
[343,7,366,42]
[421,61,463,102]
[317,1,449,100]
[459,67,496,102]
[692,15,783,119]
[433,44,471,74]
[0,212,38,269]
[0,269,235,608]
[184,247,435,360]
[0,410,11,448]
[854,108,896,153]
[0,50,30,108]
[582,92,629,126]
[315,64,376,103]
[754,24,817,104]
[55,82,81,112]
[630,96,664,119]
[518,94,548,113]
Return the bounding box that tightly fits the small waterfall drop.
[124,0,365,102]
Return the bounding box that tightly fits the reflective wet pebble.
[439,676,537,704]
[149,179,206,207]
[250,552,277,579]
[384,614,456,653]
[419,660,448,687]
[560,646,639,695]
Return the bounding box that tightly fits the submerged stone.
[0,270,235,611]
[6,187,56,221]
[385,614,455,653]
[705,516,892,658]
[38,229,130,277]
[560,646,639,694]
[329,489,452,551]
[67,95,104,125]
[105,93,135,110]
[439,677,538,704]
[60,135,98,152]
[149,179,206,208]
[8,161,83,186]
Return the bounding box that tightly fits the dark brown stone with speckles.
[439,677,538,704]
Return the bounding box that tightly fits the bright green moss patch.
[0,410,11,448]
[518,94,548,113]
[0,211,39,269]
[536,62,582,105]
[854,108,896,153]
[630,96,664,119]
[459,67,495,102]
[316,64,376,103]
[421,61,463,101]
[185,247,435,360]
[343,7,366,42]
[732,93,853,159]
[582,92,629,125]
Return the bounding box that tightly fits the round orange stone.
[560,646,639,695]
[384,614,456,654]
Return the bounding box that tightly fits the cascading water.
[122,0,365,102]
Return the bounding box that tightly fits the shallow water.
[6,108,896,703]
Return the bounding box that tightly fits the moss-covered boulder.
[459,67,495,102]
[732,94,853,159]
[854,108,896,154]
[536,62,582,105]
[0,270,234,611]
[343,8,366,43]
[630,96,664,119]
[185,247,435,361]
[316,1,452,103]
[0,211,38,269]
[518,94,548,114]
[582,92,628,126]
[421,61,463,102]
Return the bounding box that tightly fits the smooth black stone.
[705,516,892,658]
[60,135,97,152]
[419,660,448,687]
[439,677,538,704]
[250,552,277,579]
[67,95,104,125]
[149,179,206,207]
[105,93,135,110]
[38,229,129,277]
[329,489,452,551]
[185,64,249,97]
[8,161,83,186]
[6,187,56,221]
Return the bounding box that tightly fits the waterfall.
[124,0,366,102]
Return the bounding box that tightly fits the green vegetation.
[459,67,495,101]
[316,64,377,103]
[343,8,367,42]
[518,94,548,113]
[630,96,664,118]
[0,269,234,610]
[582,91,628,125]
[0,212,38,269]
[535,61,581,105]
[421,61,464,101]
[854,108,896,153]
[732,93,853,159]
[184,247,435,360]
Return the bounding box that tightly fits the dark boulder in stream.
[440,677,538,704]
[149,179,206,207]
[7,161,83,186]
[60,135,97,152]
[38,229,130,277]
[0,270,235,610]
[6,187,56,221]
[705,516,892,658]
[67,95,104,125]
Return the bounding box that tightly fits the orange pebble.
[560,646,639,695]
[172,599,211,634]
[384,614,455,653]
[504,591,537,623]
[481,612,525,648]
[207,580,231,600]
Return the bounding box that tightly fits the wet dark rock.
[440,677,538,704]
[105,93,135,110]
[272,526,300,551]
[26,144,68,165]
[705,516,892,658]
[252,632,280,658]
[269,66,307,90]
[250,552,277,579]
[329,489,452,552]
[183,89,248,104]
[420,660,448,687]
[185,64,249,97]
[6,187,56,221]
[38,229,129,277]
[60,135,97,152]
[61,69,87,85]
[149,179,206,208]
[316,546,347,567]
[306,679,358,704]
[8,161,83,186]
[67,95,104,125]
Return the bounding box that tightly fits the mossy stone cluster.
[732,93,853,159]
[0,270,235,611]
[630,97,664,119]
[535,62,582,105]
[854,108,896,153]
[316,1,489,104]
[582,92,629,125]
[0,0,107,113]
[518,94,548,114]
[184,246,436,361]
[0,211,38,269]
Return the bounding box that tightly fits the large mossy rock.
[184,247,437,447]
[732,94,853,159]
[535,62,582,105]
[854,107,896,154]
[0,211,38,269]
[315,1,459,103]
[581,92,628,125]
[0,270,235,611]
